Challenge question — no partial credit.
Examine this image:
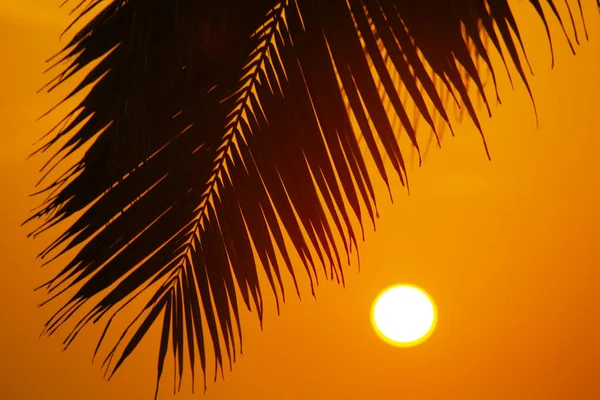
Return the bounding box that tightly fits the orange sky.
[1,1,599,399]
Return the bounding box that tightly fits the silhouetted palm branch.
[25,0,596,396]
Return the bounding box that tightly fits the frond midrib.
[179,3,288,275]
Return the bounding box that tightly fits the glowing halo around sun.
[371,284,437,347]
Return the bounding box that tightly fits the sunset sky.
[1,1,599,399]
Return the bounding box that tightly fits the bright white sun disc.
[371,284,437,347]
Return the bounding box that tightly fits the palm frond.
[26,0,594,396]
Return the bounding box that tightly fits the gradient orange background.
[1,1,599,399]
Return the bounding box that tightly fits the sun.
[371,284,437,347]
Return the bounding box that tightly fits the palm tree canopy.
[26,0,596,396]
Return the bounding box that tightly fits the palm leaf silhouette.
[26,0,595,396]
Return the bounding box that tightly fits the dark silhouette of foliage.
[25,0,596,397]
